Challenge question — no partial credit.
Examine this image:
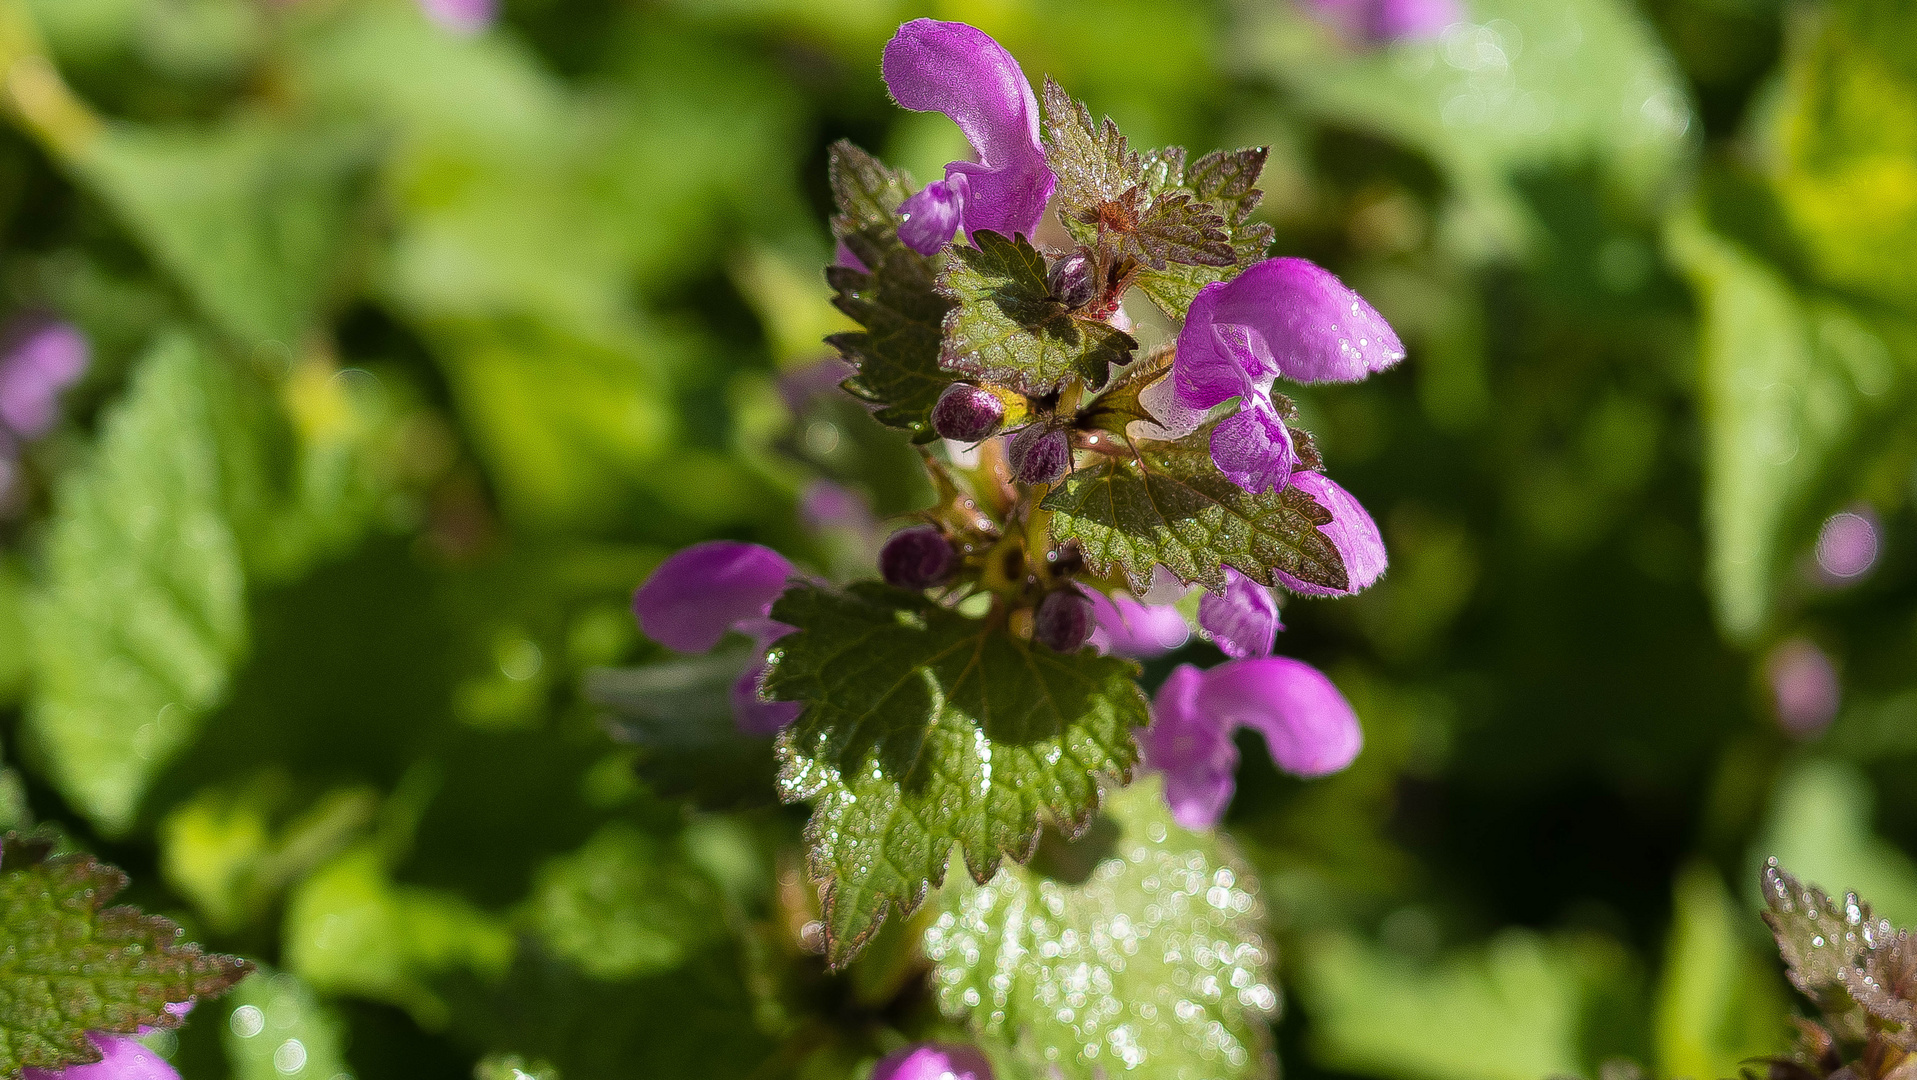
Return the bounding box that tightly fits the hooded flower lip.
[1199,568,1283,658]
[881,19,1055,255]
[871,1043,994,1080]
[1142,257,1403,494]
[1087,589,1191,658]
[632,540,802,733]
[1277,470,1387,596]
[1140,658,1363,829]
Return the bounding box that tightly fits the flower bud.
[1047,251,1096,310]
[1008,424,1071,485]
[932,383,1006,443]
[1033,589,1094,653]
[879,526,958,590]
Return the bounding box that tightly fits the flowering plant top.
[628,18,1403,985]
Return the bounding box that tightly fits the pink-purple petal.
[732,660,801,735]
[1140,665,1240,829]
[1307,0,1462,43]
[1199,569,1283,658]
[1087,591,1191,658]
[897,175,970,255]
[0,319,89,440]
[871,1043,994,1080]
[418,0,495,33]
[1208,399,1298,495]
[1198,657,1362,777]
[22,1035,180,1080]
[1275,471,1387,596]
[881,19,1054,246]
[632,541,796,654]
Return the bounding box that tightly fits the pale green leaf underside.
[764,583,1146,967]
[1042,431,1346,594]
[924,779,1279,1080]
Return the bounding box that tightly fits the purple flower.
[1199,569,1283,658]
[22,1035,179,1080]
[418,0,495,33]
[1768,637,1839,738]
[1087,590,1191,658]
[1305,0,1463,43]
[1139,658,1362,829]
[1277,470,1388,596]
[881,19,1054,255]
[632,541,802,733]
[1142,258,1403,495]
[1,319,89,442]
[871,1044,993,1080]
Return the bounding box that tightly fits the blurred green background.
[0,0,1913,1077]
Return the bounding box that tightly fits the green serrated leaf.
[0,833,253,1075]
[924,779,1279,1080]
[763,582,1146,967]
[1132,148,1274,317]
[1759,860,1879,1033]
[825,142,955,439]
[26,335,249,835]
[938,231,1135,393]
[1041,77,1141,226]
[1042,429,1347,594]
[1130,191,1235,270]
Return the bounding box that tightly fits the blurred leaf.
[1042,427,1347,594]
[937,230,1135,394]
[1771,0,1917,310]
[763,582,1146,967]
[219,970,352,1080]
[160,781,377,933]
[1755,759,1917,930]
[0,556,28,708]
[25,335,248,834]
[79,119,375,348]
[0,832,252,1075]
[826,141,956,441]
[1236,0,1694,256]
[1666,212,1898,642]
[1297,927,1634,1080]
[1654,863,1789,1080]
[924,779,1280,1080]
[282,844,514,1027]
[588,651,776,809]
[525,822,725,981]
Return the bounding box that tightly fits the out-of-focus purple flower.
[1199,569,1283,658]
[1276,470,1388,596]
[1814,508,1880,584]
[1142,258,1403,495]
[1305,0,1462,43]
[1087,590,1191,658]
[1139,658,1362,829]
[0,319,89,441]
[418,0,495,34]
[798,480,872,535]
[1768,637,1839,738]
[21,1034,178,1080]
[871,1044,993,1080]
[633,541,802,733]
[881,19,1054,255]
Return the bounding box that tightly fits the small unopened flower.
[1139,658,1362,829]
[882,19,1054,255]
[1305,0,1463,43]
[1008,423,1071,485]
[1142,257,1403,495]
[879,526,958,590]
[1033,588,1095,652]
[1087,590,1192,658]
[872,1044,993,1080]
[632,541,801,734]
[418,0,495,34]
[931,383,1006,443]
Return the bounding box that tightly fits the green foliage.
[1653,864,1789,1080]
[924,780,1280,1080]
[587,651,776,808]
[826,141,956,440]
[0,832,252,1075]
[937,230,1136,393]
[1130,147,1275,316]
[764,582,1147,966]
[219,971,352,1080]
[1042,429,1347,594]
[526,823,724,982]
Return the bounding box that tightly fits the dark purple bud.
[933,383,1006,442]
[880,525,958,590]
[1047,252,1096,309]
[1008,424,1071,485]
[1033,589,1094,653]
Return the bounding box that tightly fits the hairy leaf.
[1043,429,1347,594]
[1131,191,1235,270]
[924,780,1279,1080]
[1041,77,1141,226]
[825,142,955,439]
[0,833,253,1074]
[1760,859,1888,1035]
[938,230,1135,393]
[1133,147,1275,317]
[763,583,1146,967]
